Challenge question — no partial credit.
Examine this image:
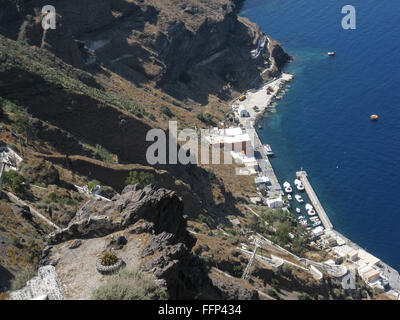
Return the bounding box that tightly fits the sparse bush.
[125,171,154,188]
[2,170,29,196]
[267,289,280,300]
[161,105,174,118]
[91,268,167,300]
[297,293,313,300]
[95,144,113,163]
[88,180,100,192]
[205,168,216,181]
[47,191,57,202]
[197,112,214,125]
[11,270,37,291]
[232,264,245,277]
[101,252,119,266]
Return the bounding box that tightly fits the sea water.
[241,0,400,270]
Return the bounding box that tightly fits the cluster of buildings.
[316,229,399,296]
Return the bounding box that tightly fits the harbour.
[230,70,400,298]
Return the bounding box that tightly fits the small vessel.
[298,215,305,221]
[296,208,301,214]
[287,194,292,201]
[294,179,305,191]
[283,182,292,193]
[305,203,316,216]
[258,124,262,129]
[328,52,336,56]
[239,94,246,101]
[310,216,320,223]
[313,221,321,227]
[295,194,304,203]
[370,114,379,121]
[263,144,274,156]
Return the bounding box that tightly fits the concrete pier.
[296,171,333,230]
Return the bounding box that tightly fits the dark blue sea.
[241,0,400,270]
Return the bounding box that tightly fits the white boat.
[328,51,336,56]
[296,208,301,214]
[310,217,320,223]
[283,182,292,193]
[263,144,274,156]
[313,221,321,227]
[305,203,316,216]
[294,179,305,191]
[287,194,292,201]
[294,194,304,203]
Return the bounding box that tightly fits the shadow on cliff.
[0,265,13,292]
[0,67,243,221]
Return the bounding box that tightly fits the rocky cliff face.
[0,0,290,103]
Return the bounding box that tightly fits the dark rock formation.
[0,0,290,103]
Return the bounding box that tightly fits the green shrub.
[95,144,113,163]
[2,170,29,196]
[161,105,174,118]
[297,293,313,300]
[197,112,214,125]
[267,289,280,300]
[59,197,79,206]
[232,264,245,277]
[125,171,154,188]
[11,270,37,291]
[47,191,57,202]
[101,252,119,266]
[88,179,100,192]
[91,268,167,300]
[205,168,216,181]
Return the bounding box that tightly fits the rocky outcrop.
[48,184,192,245]
[10,266,65,300]
[44,184,198,299]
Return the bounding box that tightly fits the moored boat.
[294,194,304,203]
[294,179,305,191]
[296,208,301,214]
[263,144,274,156]
[305,203,316,216]
[287,194,292,201]
[283,181,292,193]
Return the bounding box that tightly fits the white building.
[204,127,253,156]
[266,196,284,208]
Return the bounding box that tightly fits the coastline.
[231,70,400,297]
